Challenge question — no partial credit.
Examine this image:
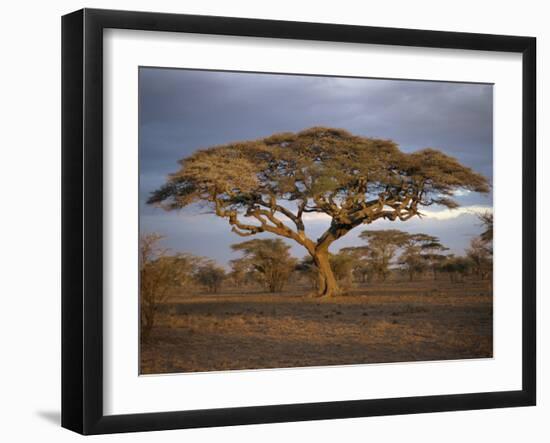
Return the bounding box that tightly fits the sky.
[139,68,493,266]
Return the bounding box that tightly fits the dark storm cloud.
[139,68,493,263]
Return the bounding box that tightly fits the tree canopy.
[149,127,489,297]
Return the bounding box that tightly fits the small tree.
[466,237,492,280]
[149,127,489,297]
[228,258,250,288]
[359,230,411,281]
[478,211,494,243]
[195,262,226,293]
[140,233,196,341]
[439,255,472,283]
[398,233,448,281]
[399,244,427,281]
[231,239,297,293]
[340,246,373,283]
[471,210,494,284]
[424,253,448,280]
[330,253,355,292]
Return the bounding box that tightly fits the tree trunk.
[312,250,340,297]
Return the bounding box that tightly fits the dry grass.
[140,280,492,374]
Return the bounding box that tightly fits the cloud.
[453,189,472,197]
[302,204,492,223]
[139,68,493,263]
[421,205,492,221]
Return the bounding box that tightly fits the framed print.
[61,8,536,435]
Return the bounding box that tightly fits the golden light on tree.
[149,127,489,297]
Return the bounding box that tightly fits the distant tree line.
[293,212,493,289]
[140,211,493,336]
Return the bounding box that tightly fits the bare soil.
[140,280,492,374]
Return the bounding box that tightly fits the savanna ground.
[140,279,492,374]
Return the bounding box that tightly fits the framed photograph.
[62,8,536,435]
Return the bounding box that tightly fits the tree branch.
[255,197,306,232]
[315,192,421,250]
[213,194,315,252]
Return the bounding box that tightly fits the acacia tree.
[195,262,226,293]
[340,246,373,283]
[472,210,494,282]
[140,233,199,341]
[398,233,448,281]
[466,237,492,280]
[399,244,426,281]
[229,258,250,288]
[478,211,494,243]
[439,255,472,283]
[358,230,411,281]
[231,239,296,293]
[149,127,489,297]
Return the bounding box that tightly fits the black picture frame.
[61,8,536,435]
